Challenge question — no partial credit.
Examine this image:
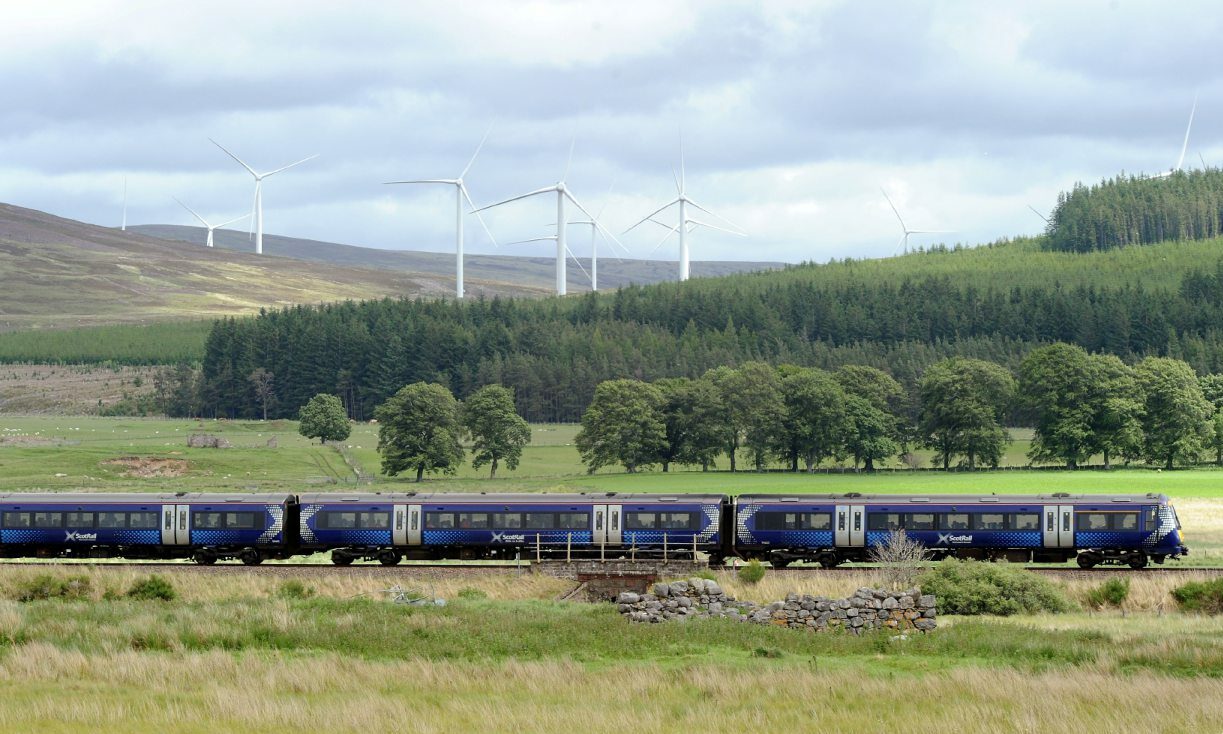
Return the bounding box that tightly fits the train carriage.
[298,492,726,565]
[734,492,1187,569]
[0,492,294,565]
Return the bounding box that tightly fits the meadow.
[0,565,1220,732]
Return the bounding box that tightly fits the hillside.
[0,203,550,329]
[131,224,785,292]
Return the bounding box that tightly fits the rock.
[653,583,670,597]
[899,596,915,609]
[616,592,640,605]
[923,608,936,619]
[705,580,722,595]
[919,594,936,608]
[882,597,898,610]
[676,596,693,608]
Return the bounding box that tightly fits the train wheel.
[331,553,355,566]
[1076,553,1099,569]
[819,556,841,569]
[239,549,262,566]
[194,554,217,566]
[770,558,791,569]
[1127,553,1148,570]
[378,550,402,566]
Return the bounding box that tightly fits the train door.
[1042,505,1075,548]
[593,505,607,546]
[607,505,621,546]
[392,505,408,547]
[161,504,190,545]
[406,505,422,546]
[835,505,866,547]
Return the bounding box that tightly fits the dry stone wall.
[616,578,936,634]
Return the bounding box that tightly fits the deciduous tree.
[375,382,464,482]
[575,379,666,473]
[1134,357,1211,469]
[462,384,530,478]
[918,357,1015,470]
[298,393,350,444]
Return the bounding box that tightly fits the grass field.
[0,566,1220,733]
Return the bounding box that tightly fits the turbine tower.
[121,176,127,231]
[210,138,317,255]
[473,141,623,296]
[384,127,498,299]
[173,197,249,249]
[624,137,745,281]
[561,183,621,291]
[881,188,950,254]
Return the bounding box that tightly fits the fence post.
[663,532,668,563]
[692,532,697,561]
[536,533,541,563]
[631,534,636,562]
[567,532,572,563]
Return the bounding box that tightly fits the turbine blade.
[686,218,747,237]
[471,185,557,213]
[564,191,629,254]
[595,180,617,220]
[647,222,681,255]
[1175,94,1198,172]
[683,197,746,234]
[1200,152,1209,169]
[210,138,259,178]
[384,179,457,185]
[460,123,493,179]
[505,236,557,245]
[460,183,499,248]
[893,232,907,255]
[216,213,250,229]
[623,198,681,234]
[881,188,907,231]
[671,167,681,195]
[564,245,590,282]
[1027,205,1050,224]
[678,128,686,193]
[173,196,208,227]
[263,154,319,178]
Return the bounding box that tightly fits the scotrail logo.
[937,533,972,545]
[490,531,526,544]
[65,531,98,542]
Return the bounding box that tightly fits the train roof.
[0,492,294,503]
[737,493,1170,504]
[297,492,727,504]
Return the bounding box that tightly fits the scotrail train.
[0,491,1188,569]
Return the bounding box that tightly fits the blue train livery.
[0,493,293,565]
[733,493,1187,569]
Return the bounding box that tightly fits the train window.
[320,512,356,529]
[1144,507,1158,528]
[625,512,657,530]
[495,513,523,529]
[974,514,1006,531]
[456,513,489,529]
[425,513,455,530]
[194,512,223,530]
[396,511,404,531]
[1077,513,1109,531]
[595,511,604,531]
[1011,513,1039,530]
[755,512,791,531]
[99,512,127,529]
[225,513,261,530]
[558,512,589,529]
[1046,511,1054,532]
[853,512,861,532]
[410,511,419,531]
[65,512,95,528]
[129,512,159,529]
[164,512,173,530]
[838,512,845,532]
[659,512,696,530]
[525,513,556,529]
[939,514,969,530]
[905,513,935,531]
[1062,513,1071,532]
[867,513,902,531]
[2,512,30,528]
[1115,513,1138,531]
[359,512,390,530]
[33,512,63,528]
[802,513,832,530]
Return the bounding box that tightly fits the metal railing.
[525,531,701,563]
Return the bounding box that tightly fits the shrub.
[457,587,488,600]
[739,559,766,585]
[14,574,92,602]
[276,580,316,600]
[1171,578,1223,614]
[919,559,1073,616]
[693,569,717,581]
[1085,578,1130,609]
[126,575,176,602]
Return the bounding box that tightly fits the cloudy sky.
[1,0,1218,264]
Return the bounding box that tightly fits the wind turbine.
[623,137,746,281]
[560,183,621,292]
[383,127,498,299]
[1027,205,1050,225]
[881,188,950,254]
[173,197,249,249]
[1152,95,1197,178]
[121,176,127,231]
[472,140,625,296]
[210,138,317,255]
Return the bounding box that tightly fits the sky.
[1,0,1219,265]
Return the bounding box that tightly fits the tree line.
[194,261,1223,424]
[575,346,1223,473]
[1046,169,1223,252]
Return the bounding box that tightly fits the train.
[0,490,1188,569]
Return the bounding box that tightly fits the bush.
[14,574,92,602]
[1171,578,1223,614]
[126,575,176,602]
[739,559,766,585]
[457,587,488,600]
[276,580,316,600]
[919,559,1073,616]
[1085,578,1130,609]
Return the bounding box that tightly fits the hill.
[0,203,550,330]
[131,224,786,292]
